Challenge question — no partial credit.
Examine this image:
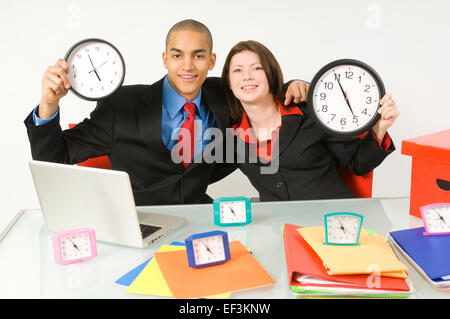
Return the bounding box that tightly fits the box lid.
[401,129,450,164]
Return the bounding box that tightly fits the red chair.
[68,124,111,169]
[339,167,373,198]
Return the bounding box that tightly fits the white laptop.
[28,160,185,248]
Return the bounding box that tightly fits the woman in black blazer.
[221,40,399,201]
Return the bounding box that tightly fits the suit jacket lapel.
[202,81,229,132]
[137,78,176,157]
[277,114,304,157]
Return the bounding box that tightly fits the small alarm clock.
[324,212,364,246]
[52,228,98,265]
[308,59,385,136]
[185,230,231,268]
[64,38,125,101]
[420,203,450,235]
[213,196,252,227]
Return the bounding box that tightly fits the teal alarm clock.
[213,196,252,227]
[324,212,364,246]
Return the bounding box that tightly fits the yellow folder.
[297,227,408,278]
[126,244,231,298]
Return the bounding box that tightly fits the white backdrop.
[1,0,449,231]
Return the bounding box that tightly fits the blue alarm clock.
[185,230,231,268]
[213,196,252,227]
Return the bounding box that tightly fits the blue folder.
[115,241,185,286]
[389,227,450,281]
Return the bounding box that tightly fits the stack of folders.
[115,241,276,298]
[282,223,415,298]
[389,227,450,292]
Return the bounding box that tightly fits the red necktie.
[179,102,196,169]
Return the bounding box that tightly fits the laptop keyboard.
[139,224,162,238]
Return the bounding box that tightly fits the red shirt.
[231,102,392,162]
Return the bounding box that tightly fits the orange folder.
[282,223,410,292]
[154,240,276,299]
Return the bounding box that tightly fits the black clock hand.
[228,206,236,216]
[87,54,96,69]
[87,54,102,81]
[339,220,346,233]
[70,240,80,250]
[202,242,213,255]
[436,212,447,224]
[334,71,355,117]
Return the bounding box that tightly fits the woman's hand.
[372,93,399,141]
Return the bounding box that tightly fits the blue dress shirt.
[32,75,217,162]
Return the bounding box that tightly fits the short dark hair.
[166,19,213,52]
[221,40,284,125]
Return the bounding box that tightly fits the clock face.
[308,59,385,136]
[325,213,363,245]
[192,234,227,266]
[59,232,93,261]
[65,38,125,101]
[421,204,450,234]
[220,201,247,223]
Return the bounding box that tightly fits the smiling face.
[163,30,216,100]
[228,50,271,106]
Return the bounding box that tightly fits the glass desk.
[0,197,448,299]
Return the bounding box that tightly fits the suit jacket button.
[276,182,283,188]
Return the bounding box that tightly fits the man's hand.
[371,93,399,141]
[284,80,310,105]
[39,59,71,119]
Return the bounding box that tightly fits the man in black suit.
[24,19,308,205]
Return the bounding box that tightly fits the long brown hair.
[221,40,284,125]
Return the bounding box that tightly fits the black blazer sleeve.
[24,98,114,164]
[323,131,395,175]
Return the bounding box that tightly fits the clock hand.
[202,242,213,255]
[339,220,346,233]
[93,70,102,81]
[87,54,96,69]
[87,54,102,81]
[96,60,108,69]
[436,211,447,224]
[70,240,80,251]
[334,71,355,117]
[228,206,236,216]
[89,61,108,72]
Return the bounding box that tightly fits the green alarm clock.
[324,212,364,246]
[213,196,252,227]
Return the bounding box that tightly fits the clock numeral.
[345,71,353,79]
[362,108,368,115]
[320,93,326,100]
[324,82,333,90]
[352,116,358,123]
[321,105,328,112]
[340,118,347,125]
[330,113,336,121]
[334,73,341,81]
[366,96,372,104]
[364,85,370,93]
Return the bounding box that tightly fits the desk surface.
[1,197,448,299]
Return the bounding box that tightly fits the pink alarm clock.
[52,228,98,265]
